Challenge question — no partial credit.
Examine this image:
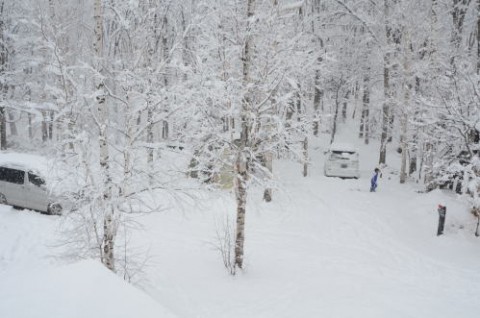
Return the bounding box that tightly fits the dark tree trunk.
[342,90,349,121]
[0,3,7,150]
[48,110,54,140]
[28,113,33,140]
[380,0,392,165]
[41,111,49,142]
[0,107,6,150]
[362,75,370,144]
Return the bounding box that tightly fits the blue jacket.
[371,173,379,185]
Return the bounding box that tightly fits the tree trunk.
[379,0,392,164]
[41,111,49,142]
[234,152,247,271]
[330,81,342,145]
[28,113,33,140]
[0,107,6,150]
[362,74,370,144]
[477,0,480,74]
[399,113,408,184]
[342,90,349,121]
[146,100,154,164]
[234,0,255,273]
[451,0,471,70]
[263,152,273,201]
[6,110,16,136]
[0,2,6,149]
[303,137,308,177]
[94,0,115,272]
[313,36,324,136]
[48,111,54,140]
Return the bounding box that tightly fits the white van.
[0,163,62,215]
[324,143,360,179]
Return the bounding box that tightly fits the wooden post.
[437,205,446,236]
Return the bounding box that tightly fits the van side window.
[0,167,25,184]
[28,172,45,187]
[0,167,7,182]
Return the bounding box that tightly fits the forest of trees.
[1,0,480,274]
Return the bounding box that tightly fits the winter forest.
[1,0,480,317]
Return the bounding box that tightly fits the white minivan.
[0,163,62,215]
[324,143,360,179]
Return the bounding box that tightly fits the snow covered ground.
[1,133,480,317]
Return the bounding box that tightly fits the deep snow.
[1,133,480,318]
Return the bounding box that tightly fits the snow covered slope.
[1,136,480,318]
[135,137,480,318]
[0,209,175,318]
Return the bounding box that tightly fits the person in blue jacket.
[370,168,381,192]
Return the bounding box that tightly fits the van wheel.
[48,203,62,215]
[0,193,6,205]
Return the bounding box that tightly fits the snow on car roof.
[0,152,48,176]
[329,142,357,153]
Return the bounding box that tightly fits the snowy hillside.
[1,137,480,318]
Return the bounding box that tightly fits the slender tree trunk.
[234,152,248,271]
[330,82,341,145]
[48,110,54,140]
[399,113,408,184]
[0,2,6,150]
[303,137,308,177]
[6,109,16,136]
[423,141,434,186]
[263,152,273,201]
[477,0,480,74]
[0,107,5,150]
[379,0,392,164]
[451,0,471,70]
[313,36,324,136]
[409,77,420,175]
[234,0,255,273]
[146,98,154,164]
[41,111,49,142]
[94,0,115,272]
[313,70,321,136]
[342,90,349,121]
[28,113,33,140]
[362,74,370,144]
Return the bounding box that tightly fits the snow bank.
[0,260,176,318]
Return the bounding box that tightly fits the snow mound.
[0,260,176,318]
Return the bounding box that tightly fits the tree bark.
[7,110,17,136]
[94,0,115,272]
[361,74,370,144]
[263,152,273,201]
[477,0,480,74]
[234,0,255,273]
[0,106,5,150]
[28,113,33,140]
[330,80,342,145]
[303,137,308,177]
[0,3,7,150]
[41,111,49,142]
[379,0,392,164]
[342,90,349,121]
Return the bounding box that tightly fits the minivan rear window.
[0,167,25,184]
[330,151,356,160]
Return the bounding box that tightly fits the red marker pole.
[437,205,446,236]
